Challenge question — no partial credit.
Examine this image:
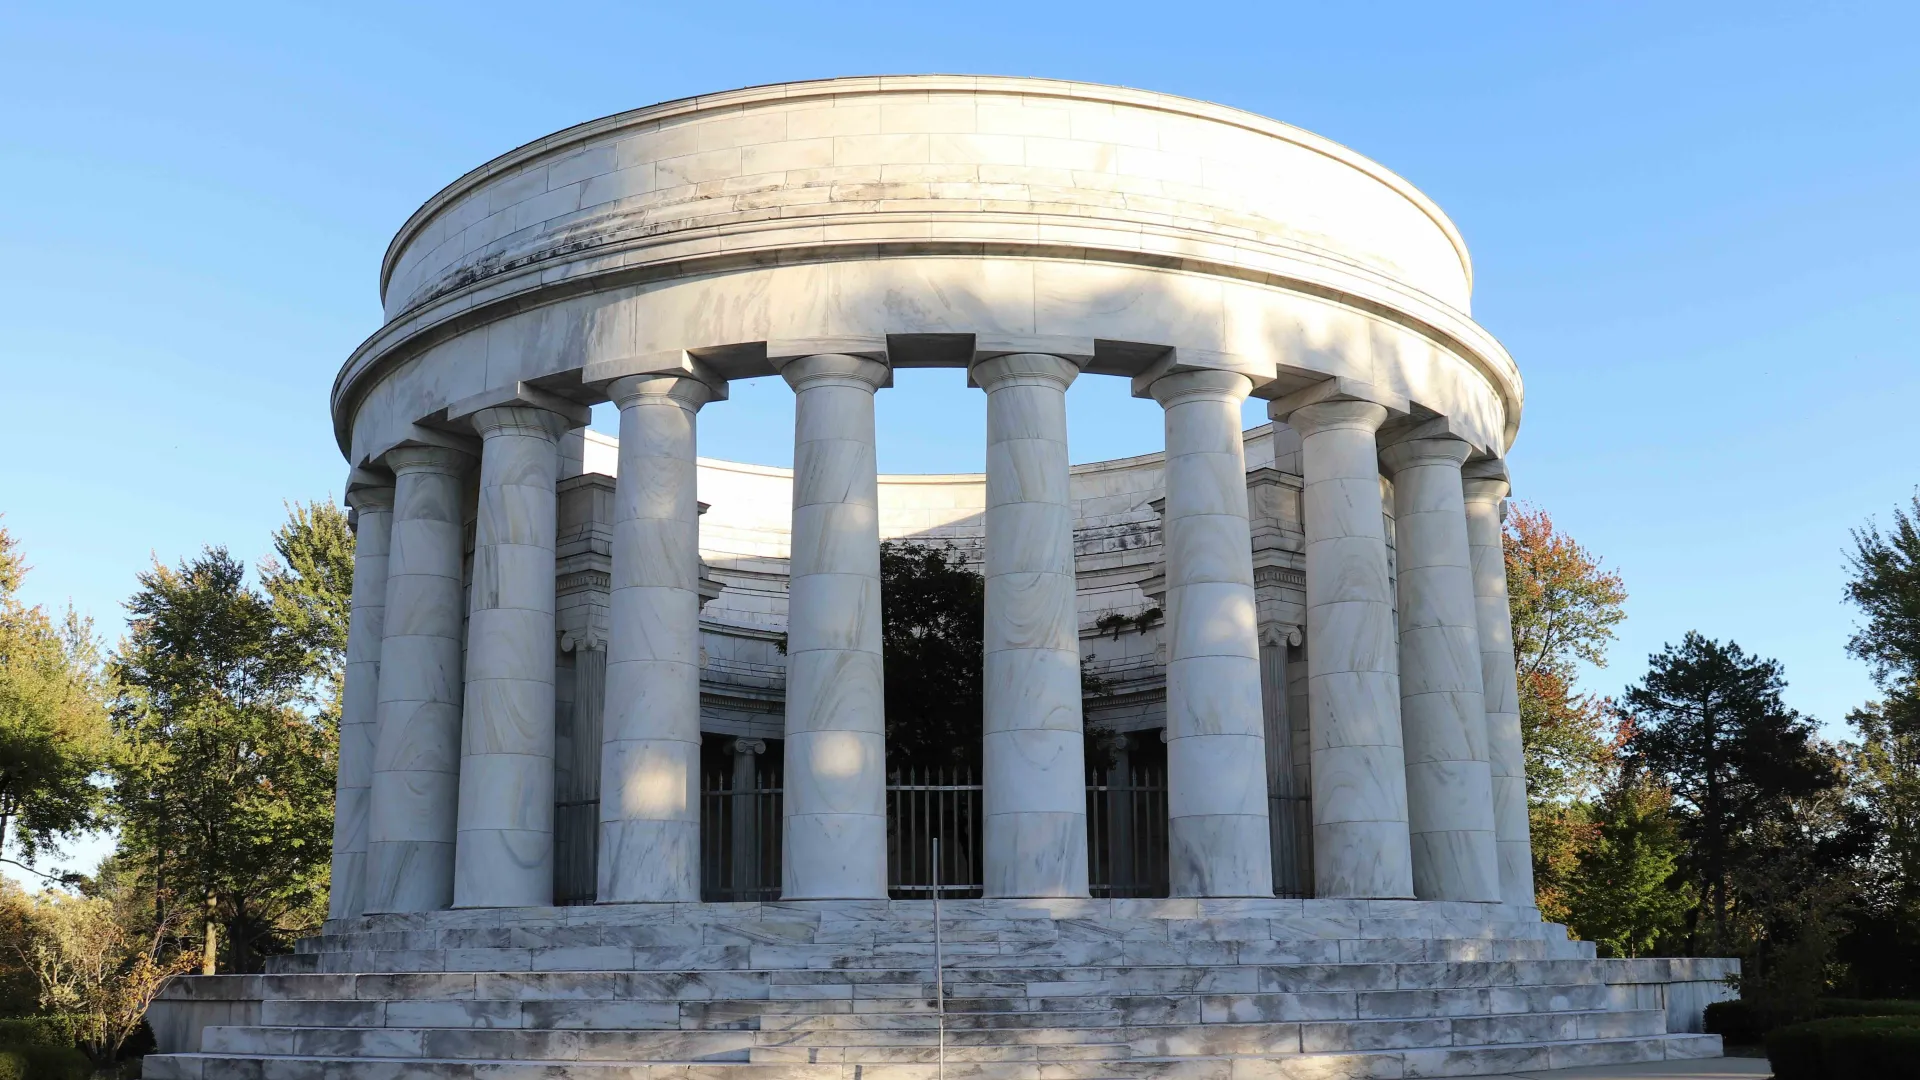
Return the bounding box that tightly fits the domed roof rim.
[375,74,1474,306]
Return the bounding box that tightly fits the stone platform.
[143,900,1737,1080]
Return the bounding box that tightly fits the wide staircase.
[143,899,1732,1080]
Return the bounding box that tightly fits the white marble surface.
[975,353,1091,899]
[775,354,890,900]
[453,407,569,909]
[1464,475,1538,912]
[1282,399,1415,900]
[599,374,715,903]
[1380,436,1500,904]
[366,445,471,914]
[328,486,392,921]
[1152,369,1274,898]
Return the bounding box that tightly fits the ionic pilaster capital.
[968,351,1083,393]
[1144,367,1253,408]
[1377,435,1471,476]
[730,738,768,757]
[773,352,892,393]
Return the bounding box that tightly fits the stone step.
[140,1033,1725,1080]
[228,959,1627,1000]
[200,1026,757,1062]
[269,935,1592,975]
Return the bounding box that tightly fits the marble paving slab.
[1496,1056,1769,1079]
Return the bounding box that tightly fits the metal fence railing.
[1087,762,1171,898]
[699,760,784,903]
[887,765,983,899]
[553,751,1314,903]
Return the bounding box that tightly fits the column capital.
[1144,367,1252,407]
[607,372,722,411]
[772,352,891,393]
[730,738,768,757]
[470,404,575,442]
[381,442,474,476]
[445,380,592,430]
[969,351,1082,393]
[344,484,395,515]
[1462,475,1512,505]
[1377,434,1471,476]
[1281,399,1390,438]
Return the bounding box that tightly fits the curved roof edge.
[375,74,1475,306]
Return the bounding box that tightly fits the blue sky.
[3,2,1916,877]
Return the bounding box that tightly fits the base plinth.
[145,899,1735,1080]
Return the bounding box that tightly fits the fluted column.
[451,407,571,908]
[776,353,889,900]
[366,444,471,913]
[1463,472,1537,911]
[1379,436,1499,903]
[1152,369,1273,897]
[1277,400,1414,899]
[975,353,1089,899]
[327,483,392,921]
[599,374,717,903]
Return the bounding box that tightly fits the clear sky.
[3,2,1916,880]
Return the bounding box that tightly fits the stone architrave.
[775,353,890,901]
[1279,399,1416,900]
[1151,368,1274,898]
[1379,435,1500,903]
[975,352,1091,899]
[453,406,572,909]
[327,483,392,921]
[598,373,718,904]
[1463,470,1538,912]
[365,444,471,914]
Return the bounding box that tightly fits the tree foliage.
[1503,503,1626,805]
[0,522,112,871]
[259,501,354,724]
[1561,767,1693,958]
[880,542,987,769]
[1624,632,1837,951]
[107,531,339,973]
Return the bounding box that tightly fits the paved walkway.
[1474,1056,1771,1079]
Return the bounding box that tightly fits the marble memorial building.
[144,77,1736,1080]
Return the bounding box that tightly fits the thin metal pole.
[933,835,945,1080]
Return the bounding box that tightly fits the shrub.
[1817,997,1920,1018]
[0,1017,80,1049]
[1704,999,1765,1043]
[1766,1016,1920,1080]
[0,1051,21,1080]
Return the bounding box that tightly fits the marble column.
[452,407,570,908]
[1278,400,1415,900]
[1379,436,1500,903]
[598,374,716,904]
[1463,472,1537,911]
[327,484,392,921]
[776,353,890,900]
[365,444,471,914]
[975,353,1090,899]
[1153,369,1273,897]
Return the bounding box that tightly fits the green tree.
[1624,632,1835,952]
[879,541,987,769]
[875,540,1116,771]
[259,501,354,723]
[0,522,113,875]
[1562,766,1692,957]
[107,543,336,974]
[1836,491,1920,995]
